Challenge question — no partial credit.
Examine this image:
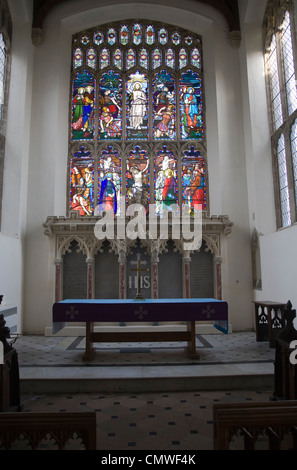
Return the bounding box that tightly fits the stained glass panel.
[182,147,206,213]
[126,146,149,209]
[155,146,177,215]
[153,70,176,140]
[70,147,94,216]
[133,23,142,45]
[98,147,121,215]
[100,48,110,69]
[126,72,149,140]
[72,71,95,141]
[158,28,168,45]
[126,48,136,69]
[180,70,203,140]
[94,31,104,45]
[191,48,201,69]
[113,48,123,70]
[120,25,129,45]
[165,48,175,69]
[152,48,162,69]
[139,48,148,69]
[73,47,83,69]
[179,48,187,68]
[87,48,96,69]
[107,28,117,46]
[99,71,122,140]
[172,31,181,45]
[146,25,155,45]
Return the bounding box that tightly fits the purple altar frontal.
[53,298,228,334]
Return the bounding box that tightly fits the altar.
[53,298,228,361]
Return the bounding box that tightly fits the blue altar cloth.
[53,298,228,334]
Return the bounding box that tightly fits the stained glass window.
[155,146,177,214]
[71,71,95,141]
[264,3,297,227]
[99,71,122,140]
[153,70,176,140]
[182,147,206,213]
[69,21,207,217]
[70,147,94,216]
[180,71,203,140]
[98,147,121,215]
[126,146,149,209]
[126,72,148,140]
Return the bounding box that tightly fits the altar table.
[53,298,228,361]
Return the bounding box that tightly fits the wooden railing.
[0,412,97,450]
[213,401,297,450]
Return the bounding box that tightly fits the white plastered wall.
[0,0,33,333]
[5,0,258,334]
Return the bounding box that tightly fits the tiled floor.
[5,331,277,450]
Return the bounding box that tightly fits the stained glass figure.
[98,147,121,216]
[191,48,201,69]
[107,28,117,46]
[152,48,162,69]
[146,25,155,45]
[133,23,142,45]
[140,48,149,69]
[158,28,168,45]
[126,146,149,208]
[165,48,175,69]
[182,146,206,213]
[99,71,122,140]
[114,48,123,70]
[94,31,104,45]
[155,146,177,215]
[72,71,95,140]
[70,146,94,216]
[180,70,203,140]
[179,48,187,68]
[87,48,96,69]
[153,70,176,140]
[126,48,136,69]
[126,72,149,140]
[120,25,129,45]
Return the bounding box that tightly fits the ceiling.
[32,0,241,33]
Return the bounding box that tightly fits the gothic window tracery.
[264,1,297,227]
[68,21,207,219]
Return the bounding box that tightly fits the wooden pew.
[213,401,297,450]
[0,412,97,450]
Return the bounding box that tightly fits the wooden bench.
[213,401,297,450]
[0,412,97,450]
